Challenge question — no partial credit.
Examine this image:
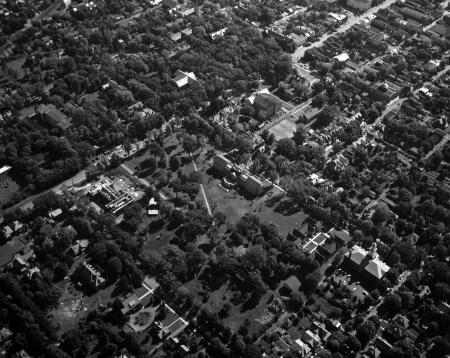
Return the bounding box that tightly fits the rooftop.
[346,244,390,279]
[0,165,12,175]
[172,70,197,88]
[0,236,26,268]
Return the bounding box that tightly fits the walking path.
[191,158,213,217]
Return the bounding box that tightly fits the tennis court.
[269,117,297,140]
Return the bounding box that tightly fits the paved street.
[3,169,86,214]
[355,270,411,357]
[364,270,411,323]
[423,133,450,160]
[291,0,399,62]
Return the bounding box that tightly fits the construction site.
[87,175,143,214]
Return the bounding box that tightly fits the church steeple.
[367,240,378,259]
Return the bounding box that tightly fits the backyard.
[49,255,119,337]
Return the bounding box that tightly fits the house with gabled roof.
[2,220,24,240]
[2,225,13,240]
[172,70,197,88]
[68,239,89,257]
[329,228,351,246]
[0,236,27,270]
[374,336,393,355]
[48,208,63,221]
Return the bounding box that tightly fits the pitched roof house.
[172,70,197,88]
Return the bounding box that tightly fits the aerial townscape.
[1,0,450,357]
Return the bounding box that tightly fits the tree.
[213,211,226,226]
[366,107,380,123]
[170,155,181,171]
[345,335,361,352]
[117,276,129,293]
[107,257,122,280]
[276,138,296,159]
[312,93,325,107]
[289,292,304,311]
[208,337,230,358]
[47,345,71,358]
[234,135,252,155]
[101,343,118,358]
[303,270,321,293]
[327,338,340,352]
[159,201,174,219]
[183,135,197,153]
[186,249,207,275]
[243,245,267,270]
[428,336,450,358]
[260,6,275,25]
[54,263,69,281]
[381,293,401,315]
[372,205,389,224]
[315,106,335,128]
[293,124,307,145]
[240,105,255,117]
[54,226,76,253]
[356,321,376,345]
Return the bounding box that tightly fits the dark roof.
[330,229,351,244]
[254,93,279,111]
[400,7,431,23]
[160,307,179,328]
[163,0,178,8]
[429,23,449,37]
[317,239,337,256]
[374,337,393,353]
[0,237,26,267]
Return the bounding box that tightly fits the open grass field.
[141,227,174,256]
[194,151,308,237]
[49,254,120,337]
[183,278,273,335]
[0,179,21,206]
[50,276,118,336]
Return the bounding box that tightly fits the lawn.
[193,150,308,237]
[127,307,157,333]
[0,179,21,207]
[141,227,174,256]
[49,255,119,337]
[184,278,273,335]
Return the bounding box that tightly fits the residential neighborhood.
[0,0,449,357]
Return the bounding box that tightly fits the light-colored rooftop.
[0,165,12,174]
